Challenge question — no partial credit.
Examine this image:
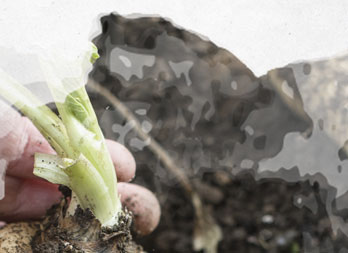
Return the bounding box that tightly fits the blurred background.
[88,14,348,252]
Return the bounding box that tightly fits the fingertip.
[105,140,136,182]
[118,183,161,235]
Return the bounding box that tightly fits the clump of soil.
[31,197,143,253]
[138,171,343,252]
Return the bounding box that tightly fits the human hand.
[0,108,160,235]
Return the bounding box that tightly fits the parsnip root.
[0,222,39,253]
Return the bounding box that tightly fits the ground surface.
[89,14,348,252]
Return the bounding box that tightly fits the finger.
[118,183,160,235]
[6,117,54,179]
[0,175,61,222]
[6,118,136,183]
[105,140,136,182]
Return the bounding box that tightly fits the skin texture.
[119,183,161,235]
[0,114,160,235]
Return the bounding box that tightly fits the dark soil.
[88,14,348,252]
[31,198,142,253]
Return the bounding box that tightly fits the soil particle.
[58,185,72,199]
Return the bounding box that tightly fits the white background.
[1,0,348,76]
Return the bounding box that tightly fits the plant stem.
[0,43,122,227]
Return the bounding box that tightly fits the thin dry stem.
[88,81,222,253]
[88,80,193,195]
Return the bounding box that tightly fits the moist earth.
[88,14,348,252]
[31,198,143,253]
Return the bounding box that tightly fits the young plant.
[0,43,122,227]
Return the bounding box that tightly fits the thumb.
[0,102,29,200]
[0,101,29,163]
